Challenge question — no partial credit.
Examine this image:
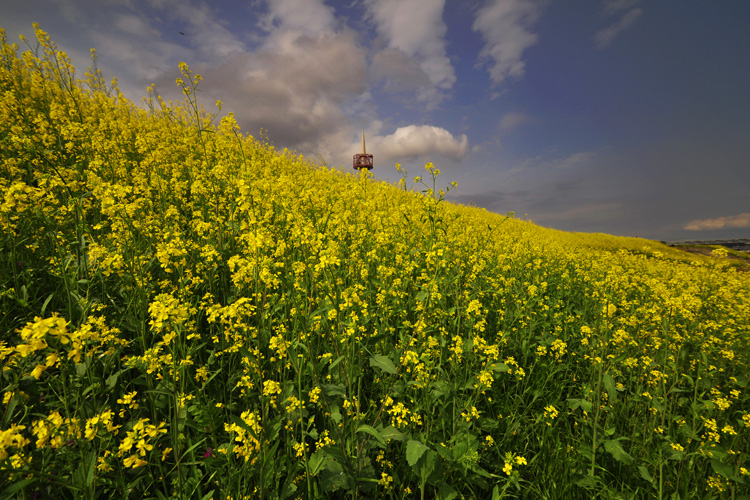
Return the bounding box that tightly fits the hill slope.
[2,26,749,499]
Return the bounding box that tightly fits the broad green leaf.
[438,483,458,500]
[308,450,326,476]
[711,459,743,483]
[330,405,342,424]
[322,446,347,464]
[323,384,346,397]
[280,480,297,499]
[370,354,397,374]
[638,465,653,483]
[603,439,634,464]
[568,398,593,412]
[603,372,617,402]
[356,425,386,448]
[419,450,441,485]
[406,440,429,467]
[381,425,407,442]
[573,473,598,488]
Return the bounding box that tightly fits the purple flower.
[204,447,213,458]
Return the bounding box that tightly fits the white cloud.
[371,48,432,90]
[192,31,368,149]
[601,0,640,16]
[162,1,246,58]
[684,213,750,231]
[558,151,597,168]
[366,0,455,96]
[472,0,543,87]
[260,0,337,39]
[499,111,530,131]
[594,6,642,49]
[374,125,469,162]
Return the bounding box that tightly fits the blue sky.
[4,0,749,240]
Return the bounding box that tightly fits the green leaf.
[638,465,653,483]
[436,442,453,461]
[330,405,342,424]
[230,415,259,438]
[603,439,633,464]
[2,393,19,429]
[603,372,617,402]
[430,381,450,400]
[576,444,593,460]
[308,450,327,476]
[573,474,598,488]
[280,480,297,499]
[416,290,429,302]
[381,426,407,442]
[490,363,509,373]
[41,293,54,316]
[567,398,593,412]
[406,440,429,467]
[323,384,346,397]
[356,425,387,448]
[419,450,442,485]
[469,464,493,478]
[73,452,96,489]
[323,446,347,464]
[0,477,38,497]
[491,485,501,500]
[328,355,344,372]
[711,459,743,483]
[438,483,458,500]
[106,369,124,389]
[370,354,397,374]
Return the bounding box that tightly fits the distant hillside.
[668,238,750,252]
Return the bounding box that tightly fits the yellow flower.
[309,386,321,404]
[544,405,559,425]
[263,380,282,397]
[29,363,46,379]
[123,454,147,468]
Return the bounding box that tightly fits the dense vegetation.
[2,26,749,499]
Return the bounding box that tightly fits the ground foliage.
[2,25,750,500]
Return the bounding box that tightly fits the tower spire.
[353,130,374,171]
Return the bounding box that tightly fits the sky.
[4,0,750,241]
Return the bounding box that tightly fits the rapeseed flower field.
[1,26,749,499]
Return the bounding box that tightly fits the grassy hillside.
[2,26,749,499]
